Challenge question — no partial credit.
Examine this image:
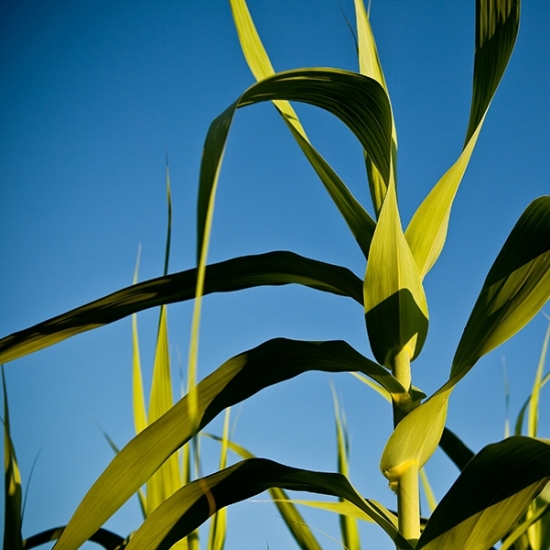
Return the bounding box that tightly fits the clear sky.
[0,1,549,548]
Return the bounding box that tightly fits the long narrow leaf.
[405,0,520,279]
[230,0,377,257]
[53,338,404,550]
[0,251,363,365]
[122,459,410,550]
[416,437,550,550]
[204,433,323,550]
[2,367,23,550]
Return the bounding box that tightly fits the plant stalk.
[390,347,420,547]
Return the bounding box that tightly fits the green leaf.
[204,433,323,550]
[405,0,520,279]
[353,0,398,217]
[452,196,550,380]
[146,306,181,514]
[2,367,23,550]
[230,0,376,257]
[439,427,475,472]
[121,459,410,550]
[364,181,429,366]
[332,389,361,550]
[416,437,550,550]
[0,251,363,365]
[22,527,124,549]
[52,338,404,550]
[197,67,393,261]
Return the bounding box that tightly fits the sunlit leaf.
[416,437,550,550]
[332,389,361,550]
[451,196,550,380]
[0,251,363,365]
[364,181,429,366]
[354,0,398,217]
[122,459,410,550]
[2,367,23,550]
[406,0,520,278]
[52,338,405,550]
[230,0,376,257]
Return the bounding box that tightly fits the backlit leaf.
[122,459,410,550]
[0,251,363,365]
[416,437,550,550]
[52,338,404,550]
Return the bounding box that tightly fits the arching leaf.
[0,251,363,365]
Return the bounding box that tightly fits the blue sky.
[0,1,549,548]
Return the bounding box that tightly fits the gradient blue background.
[1,1,549,548]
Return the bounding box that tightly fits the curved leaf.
[0,251,363,365]
[197,67,393,260]
[204,433,322,550]
[417,437,550,550]
[406,0,520,278]
[122,459,409,550]
[452,196,550,379]
[53,338,404,550]
[22,527,124,550]
[230,0,376,257]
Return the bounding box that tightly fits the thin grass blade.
[332,388,361,550]
[2,367,23,550]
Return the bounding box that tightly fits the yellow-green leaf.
[416,437,550,550]
[52,338,403,550]
[230,0,377,257]
[364,181,429,366]
[406,0,520,279]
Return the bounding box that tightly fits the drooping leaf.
[52,338,404,550]
[2,367,23,550]
[230,0,377,257]
[406,0,520,279]
[121,459,410,550]
[204,433,323,550]
[197,68,393,262]
[22,527,124,550]
[0,251,363,365]
[451,196,550,380]
[364,181,429,366]
[416,437,550,550]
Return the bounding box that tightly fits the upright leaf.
[2,367,23,550]
[354,0,398,217]
[364,181,429,367]
[406,0,520,278]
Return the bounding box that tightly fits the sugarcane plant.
[1,0,550,548]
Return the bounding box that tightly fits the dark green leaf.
[0,251,363,365]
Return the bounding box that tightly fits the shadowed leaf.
[0,251,363,365]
